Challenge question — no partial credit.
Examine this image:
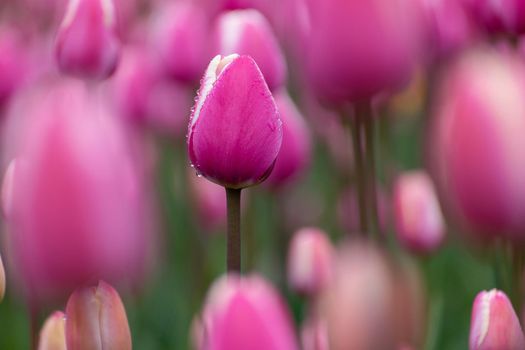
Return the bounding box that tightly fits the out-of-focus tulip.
[112,47,192,138]
[0,27,28,109]
[393,171,445,254]
[214,9,286,91]
[188,54,282,189]
[265,92,311,188]
[431,48,525,240]
[301,316,329,350]
[305,0,424,103]
[469,289,525,350]
[188,171,227,232]
[38,311,66,350]
[337,186,390,234]
[198,274,299,350]
[55,0,121,79]
[151,2,211,84]
[463,0,525,36]
[66,281,132,350]
[0,253,5,302]
[2,79,151,303]
[287,227,333,296]
[318,241,397,350]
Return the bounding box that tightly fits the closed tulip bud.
[469,289,525,350]
[188,54,282,189]
[66,281,131,350]
[55,0,121,79]
[393,171,445,254]
[2,79,152,303]
[214,9,286,91]
[38,311,67,350]
[199,274,299,350]
[151,2,211,84]
[430,49,525,240]
[265,92,311,189]
[306,0,424,103]
[287,227,334,295]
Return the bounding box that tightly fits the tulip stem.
[362,102,380,237]
[348,107,369,234]
[226,188,242,273]
[29,304,39,350]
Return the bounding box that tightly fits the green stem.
[362,103,380,237]
[226,188,242,273]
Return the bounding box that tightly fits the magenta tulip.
[66,281,132,350]
[198,274,299,350]
[305,0,424,103]
[38,311,67,350]
[188,54,282,189]
[463,0,525,35]
[469,289,525,350]
[2,79,151,303]
[265,91,311,188]
[393,171,445,254]
[431,48,525,240]
[287,227,334,296]
[151,1,211,84]
[55,0,121,79]
[214,9,286,91]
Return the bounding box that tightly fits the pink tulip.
[38,311,67,350]
[198,274,299,350]
[305,0,424,103]
[393,170,445,254]
[469,289,525,350]
[265,91,311,189]
[301,316,329,350]
[463,0,525,36]
[188,54,282,189]
[66,281,132,350]
[287,227,334,296]
[430,48,525,240]
[151,2,211,84]
[188,171,227,232]
[111,47,192,138]
[0,26,28,110]
[55,0,121,79]
[2,79,151,303]
[214,9,286,91]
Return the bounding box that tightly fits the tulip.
[287,227,334,295]
[188,54,282,189]
[265,92,311,188]
[0,26,28,110]
[188,171,227,232]
[2,79,151,303]
[38,311,67,350]
[430,48,525,240]
[301,316,329,350]
[463,0,525,36]
[393,171,445,254]
[0,252,5,302]
[469,289,525,350]
[318,241,397,349]
[66,281,132,350]
[214,9,286,91]
[305,0,424,103]
[55,0,121,79]
[151,2,211,84]
[198,274,299,350]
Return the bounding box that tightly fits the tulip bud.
[55,0,121,79]
[188,54,282,189]
[469,289,525,350]
[38,311,67,350]
[2,79,152,303]
[265,92,311,189]
[199,274,299,350]
[430,49,525,240]
[214,9,286,91]
[287,227,334,295]
[393,171,445,254]
[151,2,211,84]
[306,0,424,103]
[463,0,525,36]
[66,281,131,350]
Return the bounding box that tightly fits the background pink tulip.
[301,316,329,350]
[430,48,525,240]
[393,170,445,254]
[214,9,286,91]
[38,311,66,350]
[0,26,28,110]
[188,54,282,189]
[463,0,525,36]
[188,171,227,232]
[198,274,299,350]
[2,79,152,303]
[469,289,525,350]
